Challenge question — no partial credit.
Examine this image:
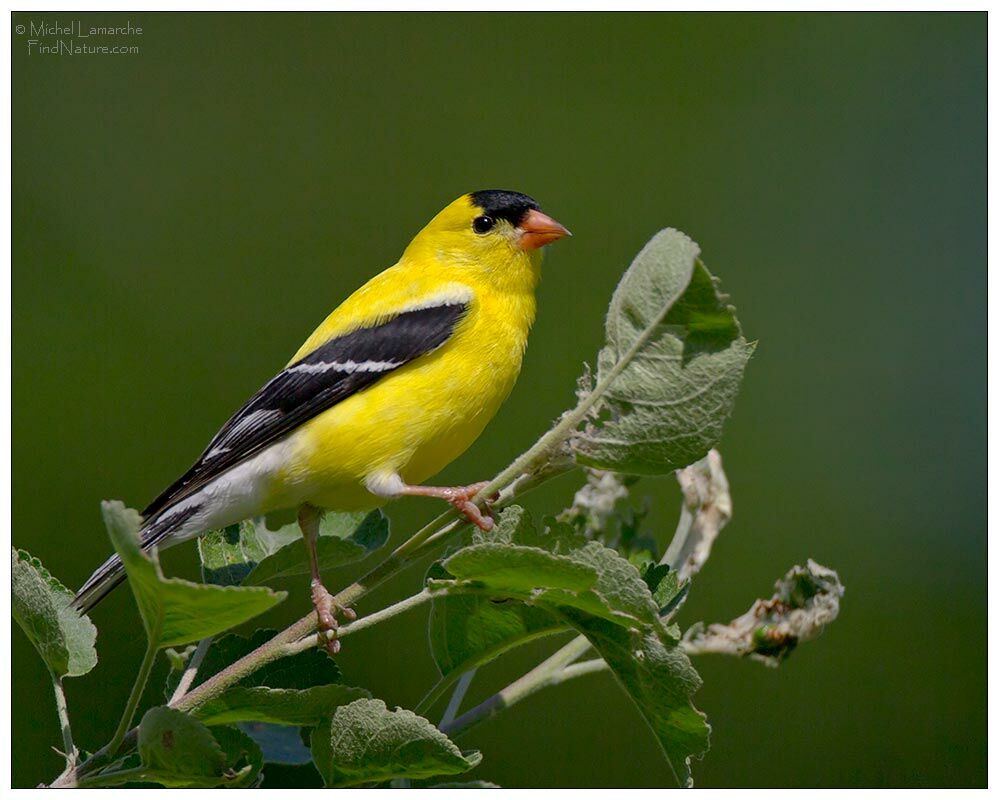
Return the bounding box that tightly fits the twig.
[49,671,77,769]
[282,588,435,656]
[440,670,476,728]
[441,636,591,737]
[439,636,761,742]
[167,636,213,705]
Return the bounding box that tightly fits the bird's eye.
[472,215,496,234]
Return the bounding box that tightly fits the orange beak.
[517,209,572,250]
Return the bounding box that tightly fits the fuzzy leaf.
[573,228,753,474]
[434,507,664,630]
[193,684,370,727]
[442,544,599,595]
[12,548,97,677]
[562,612,710,788]
[428,562,564,677]
[102,501,284,649]
[132,707,258,788]
[310,699,480,787]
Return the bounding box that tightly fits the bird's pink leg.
[298,503,356,655]
[396,481,495,531]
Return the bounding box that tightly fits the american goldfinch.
[74,189,570,648]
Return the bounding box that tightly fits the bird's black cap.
[470,190,540,226]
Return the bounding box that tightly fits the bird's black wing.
[142,300,469,520]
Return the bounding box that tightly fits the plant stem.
[414,624,566,717]
[558,658,610,681]
[436,635,743,744]
[108,639,157,756]
[441,635,592,737]
[168,636,213,705]
[282,588,434,656]
[440,669,476,728]
[49,671,76,768]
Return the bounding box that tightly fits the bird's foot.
[311,580,356,655]
[440,482,496,532]
[389,478,499,531]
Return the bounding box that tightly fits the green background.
[12,12,985,788]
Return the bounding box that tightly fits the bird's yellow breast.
[268,253,540,512]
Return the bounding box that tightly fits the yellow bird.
[74,190,570,648]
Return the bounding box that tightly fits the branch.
[282,588,435,657]
[440,670,476,728]
[49,672,76,770]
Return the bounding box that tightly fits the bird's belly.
[281,339,524,511]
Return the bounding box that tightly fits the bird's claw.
[446,482,496,532]
[311,581,355,655]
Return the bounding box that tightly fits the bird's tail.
[72,552,129,613]
[72,507,198,614]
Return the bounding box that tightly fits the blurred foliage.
[12,11,985,788]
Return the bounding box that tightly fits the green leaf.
[193,684,370,727]
[310,699,481,787]
[164,629,341,699]
[86,719,264,788]
[428,561,564,676]
[562,613,710,788]
[211,724,265,787]
[573,228,753,474]
[102,501,285,648]
[198,521,271,586]
[133,707,242,787]
[434,507,665,630]
[442,544,598,595]
[641,562,683,614]
[198,510,388,587]
[246,510,387,585]
[12,548,97,677]
[245,537,368,586]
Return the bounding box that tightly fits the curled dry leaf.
[683,559,844,667]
